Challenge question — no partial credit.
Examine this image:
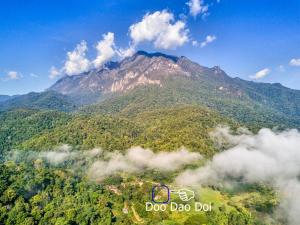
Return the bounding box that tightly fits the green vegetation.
[1,75,295,224]
[0,91,77,112]
[16,106,235,157]
[0,158,278,225]
[0,109,71,155]
[0,104,281,224]
[80,77,300,130]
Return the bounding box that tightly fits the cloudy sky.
[0,0,299,95]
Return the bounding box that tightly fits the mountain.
[49,51,197,95]
[3,50,300,129]
[0,91,77,112]
[1,51,294,225]
[50,50,300,129]
[0,95,13,103]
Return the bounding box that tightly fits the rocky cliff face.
[49,51,223,95]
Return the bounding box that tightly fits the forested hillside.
[0,104,283,224]
[0,91,76,112]
[0,52,298,225]
[0,109,71,154]
[80,77,300,130]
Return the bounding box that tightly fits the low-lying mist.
[5,145,202,178]
[176,127,300,225]
[88,147,202,181]
[4,126,300,224]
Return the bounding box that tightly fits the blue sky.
[0,0,300,95]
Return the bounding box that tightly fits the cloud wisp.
[7,145,201,182]
[40,144,74,164]
[49,66,61,79]
[176,127,300,225]
[200,35,216,47]
[250,68,271,80]
[187,0,209,18]
[88,147,201,181]
[7,71,20,80]
[289,58,300,67]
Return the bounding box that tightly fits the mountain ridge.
[1,50,300,129]
[48,50,213,95]
[0,91,76,112]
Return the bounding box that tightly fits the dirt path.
[131,204,144,224]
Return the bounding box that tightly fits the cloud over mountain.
[93,32,116,68]
[52,11,190,75]
[50,0,221,76]
[64,41,90,76]
[129,10,189,50]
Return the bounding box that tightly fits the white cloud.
[63,40,90,76]
[49,66,61,79]
[129,10,189,50]
[88,153,137,181]
[88,147,201,181]
[40,144,73,165]
[200,35,216,48]
[10,145,101,166]
[250,68,271,80]
[127,147,202,171]
[85,148,103,157]
[53,34,117,75]
[27,145,200,181]
[7,71,20,80]
[192,40,198,46]
[93,32,116,68]
[155,20,189,49]
[289,58,300,67]
[176,127,300,225]
[41,151,70,164]
[30,73,38,78]
[117,45,136,58]
[187,0,209,17]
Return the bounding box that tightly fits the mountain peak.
[49,51,218,95]
[133,50,179,62]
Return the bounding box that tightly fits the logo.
[151,184,170,204]
[170,188,195,201]
[148,184,212,212]
[151,185,195,203]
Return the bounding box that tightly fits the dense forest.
[0,104,284,225]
